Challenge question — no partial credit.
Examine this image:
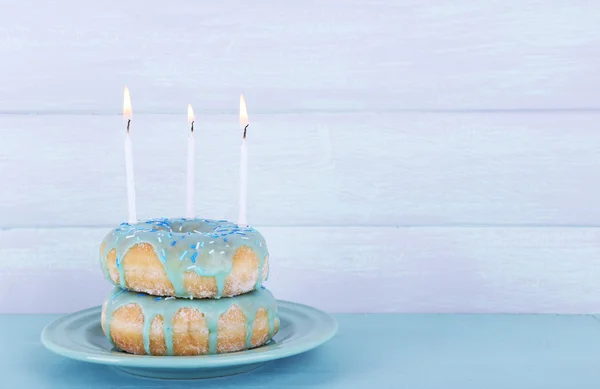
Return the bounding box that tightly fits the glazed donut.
[99,218,269,298]
[101,286,279,355]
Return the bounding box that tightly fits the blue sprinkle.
[190,244,197,249]
[180,250,189,261]
[161,249,167,262]
[180,235,185,240]
[224,238,228,242]
[218,219,228,222]
[116,256,121,267]
[200,241,205,247]
[221,233,227,237]
[212,233,219,238]
[171,241,177,246]
[191,252,198,263]
[260,285,266,289]
[168,233,173,238]
[154,297,162,301]
[138,293,145,297]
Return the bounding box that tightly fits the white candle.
[186,104,196,219]
[238,94,249,226]
[123,86,137,223]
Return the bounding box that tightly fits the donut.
[99,218,269,298]
[101,286,279,355]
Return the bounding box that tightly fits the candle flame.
[123,86,132,120]
[239,94,248,130]
[187,104,195,124]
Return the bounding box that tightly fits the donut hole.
[146,218,238,235]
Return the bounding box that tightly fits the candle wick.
[126,119,131,133]
[243,124,248,139]
[190,121,194,133]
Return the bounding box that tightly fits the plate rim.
[41,299,338,369]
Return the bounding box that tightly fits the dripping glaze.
[104,286,278,355]
[99,218,269,298]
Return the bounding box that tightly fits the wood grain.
[0,1,598,112]
[1,112,598,228]
[1,1,598,315]
[2,226,599,313]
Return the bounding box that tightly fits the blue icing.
[99,218,269,298]
[104,286,278,355]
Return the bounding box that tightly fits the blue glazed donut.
[99,218,269,298]
[101,286,279,355]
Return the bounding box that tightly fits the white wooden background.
[1,1,599,313]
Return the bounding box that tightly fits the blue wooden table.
[2,313,600,388]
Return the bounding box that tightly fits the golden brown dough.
[104,243,268,298]
[101,288,279,356]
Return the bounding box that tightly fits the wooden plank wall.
[1,0,599,313]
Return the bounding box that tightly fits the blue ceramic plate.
[41,300,337,379]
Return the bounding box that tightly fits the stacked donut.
[98,218,279,356]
